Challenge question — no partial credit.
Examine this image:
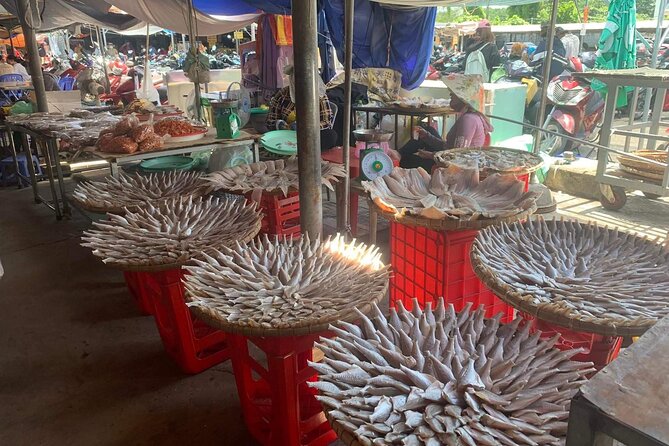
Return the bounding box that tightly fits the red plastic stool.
[123,271,154,315]
[227,333,337,446]
[136,268,231,374]
[244,190,301,237]
[519,313,623,370]
[390,222,515,322]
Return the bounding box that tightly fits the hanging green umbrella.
[593,0,637,107]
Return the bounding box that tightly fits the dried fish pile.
[184,234,389,335]
[362,165,538,221]
[471,218,669,336]
[204,157,346,196]
[311,299,594,446]
[82,196,262,269]
[434,147,543,174]
[71,171,206,214]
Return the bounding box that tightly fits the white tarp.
[104,0,260,35]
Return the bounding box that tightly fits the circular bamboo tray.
[82,196,262,273]
[617,150,668,177]
[434,146,544,175]
[373,201,537,231]
[471,218,669,337]
[184,235,390,338]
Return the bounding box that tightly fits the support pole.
[16,0,47,112]
[532,0,560,154]
[337,0,355,236]
[641,0,667,121]
[292,0,322,237]
[186,0,202,122]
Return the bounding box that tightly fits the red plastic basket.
[123,271,154,315]
[245,191,301,237]
[136,268,231,374]
[227,333,336,446]
[390,223,515,322]
[519,313,623,369]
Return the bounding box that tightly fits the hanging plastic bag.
[183,48,210,84]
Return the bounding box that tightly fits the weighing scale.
[353,129,394,181]
[211,98,241,139]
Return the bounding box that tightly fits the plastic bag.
[113,115,139,136]
[138,134,164,152]
[130,124,154,143]
[109,136,138,154]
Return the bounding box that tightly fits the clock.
[359,147,393,181]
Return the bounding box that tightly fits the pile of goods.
[153,118,204,138]
[82,196,262,269]
[362,165,538,221]
[184,234,389,334]
[471,218,669,335]
[434,148,544,174]
[125,99,181,118]
[617,150,668,182]
[7,111,120,149]
[204,157,347,195]
[96,115,164,154]
[312,299,594,446]
[390,97,451,110]
[71,171,206,214]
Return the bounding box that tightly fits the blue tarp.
[324,1,436,90]
[192,0,259,16]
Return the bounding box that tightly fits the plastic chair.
[0,73,25,104]
[58,76,76,91]
[0,153,43,187]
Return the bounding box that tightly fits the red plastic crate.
[123,271,154,315]
[227,333,336,446]
[136,268,231,374]
[515,172,530,192]
[390,223,515,322]
[519,313,623,369]
[245,190,301,236]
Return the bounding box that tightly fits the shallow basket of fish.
[362,165,538,232]
[183,234,390,337]
[71,171,207,214]
[617,150,668,179]
[203,157,346,196]
[471,218,669,337]
[311,298,595,446]
[434,147,544,176]
[81,196,262,272]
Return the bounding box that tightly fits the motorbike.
[540,58,605,156]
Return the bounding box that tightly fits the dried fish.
[362,165,539,221]
[434,147,543,174]
[311,299,592,445]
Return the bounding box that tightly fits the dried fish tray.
[71,171,207,214]
[390,223,515,322]
[184,234,390,338]
[434,147,544,175]
[471,218,669,337]
[363,165,538,231]
[312,298,594,446]
[81,196,262,271]
[617,150,668,176]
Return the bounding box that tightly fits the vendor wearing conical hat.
[390,73,493,171]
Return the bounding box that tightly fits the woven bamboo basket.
[434,146,544,175]
[471,218,669,337]
[617,150,668,178]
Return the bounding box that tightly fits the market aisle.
[0,185,257,446]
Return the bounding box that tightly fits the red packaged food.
[130,124,154,143]
[139,134,165,152]
[107,136,138,154]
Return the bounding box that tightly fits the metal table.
[4,122,71,220]
[352,104,456,149]
[566,315,669,446]
[91,129,261,177]
[573,69,669,208]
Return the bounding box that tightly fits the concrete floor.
[1,173,667,445]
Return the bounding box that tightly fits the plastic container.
[227,333,337,446]
[245,190,301,237]
[135,268,230,374]
[390,223,515,322]
[519,313,623,369]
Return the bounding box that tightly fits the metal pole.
[579,0,589,54]
[16,0,47,112]
[641,0,667,121]
[292,0,323,237]
[338,0,355,236]
[186,0,202,122]
[532,0,560,154]
[144,23,150,97]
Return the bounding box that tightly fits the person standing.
[557,27,580,59]
[531,24,567,80]
[463,20,501,82]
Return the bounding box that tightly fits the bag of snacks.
[139,134,165,152]
[109,136,139,154]
[130,123,154,143]
[112,115,139,136]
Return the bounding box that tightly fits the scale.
[211,98,241,139]
[353,129,394,181]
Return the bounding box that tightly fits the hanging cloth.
[275,15,293,46]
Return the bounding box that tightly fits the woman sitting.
[390,74,493,171]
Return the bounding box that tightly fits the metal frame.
[574,69,669,198]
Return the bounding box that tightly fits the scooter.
[540,59,605,156]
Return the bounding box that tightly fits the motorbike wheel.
[599,185,627,211]
[540,120,572,156]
